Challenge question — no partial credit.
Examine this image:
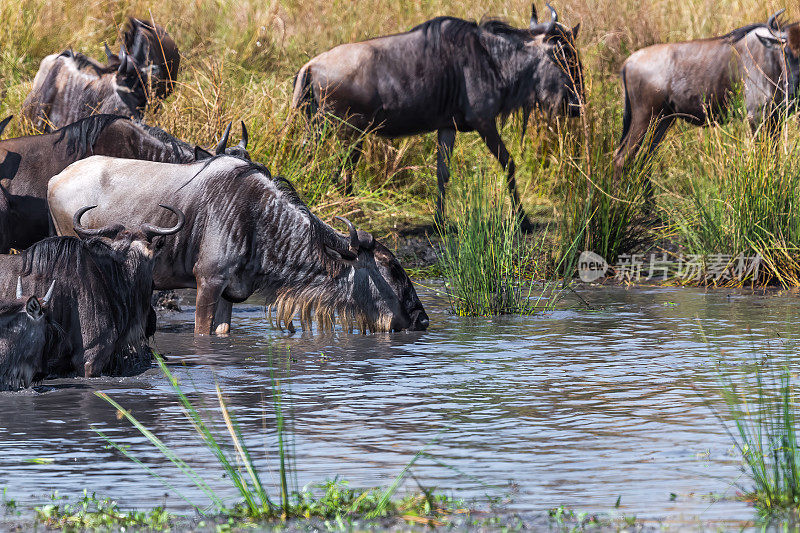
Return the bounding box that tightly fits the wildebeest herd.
[0,6,796,390]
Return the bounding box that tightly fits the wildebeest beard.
[19,236,153,376]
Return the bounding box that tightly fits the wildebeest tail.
[291,64,317,118]
[619,65,632,145]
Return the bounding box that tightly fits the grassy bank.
[3,0,800,285]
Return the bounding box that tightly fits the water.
[1,284,798,526]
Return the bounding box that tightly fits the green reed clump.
[668,114,800,286]
[94,354,463,526]
[552,80,655,279]
[715,359,800,516]
[436,166,560,316]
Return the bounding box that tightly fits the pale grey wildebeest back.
[0,280,64,391]
[22,47,150,132]
[291,3,583,230]
[47,155,430,336]
[614,10,800,174]
[0,114,248,252]
[0,205,184,378]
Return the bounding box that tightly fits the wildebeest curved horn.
[546,2,558,25]
[141,204,186,240]
[0,115,12,137]
[73,205,117,238]
[16,276,22,299]
[104,41,114,62]
[530,3,538,29]
[215,122,232,155]
[334,216,359,251]
[117,48,128,74]
[41,280,55,306]
[238,121,249,149]
[769,9,785,32]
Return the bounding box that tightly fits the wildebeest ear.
[0,115,12,137]
[324,245,357,263]
[25,296,42,319]
[194,146,213,160]
[572,23,580,39]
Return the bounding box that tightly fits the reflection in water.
[0,285,797,523]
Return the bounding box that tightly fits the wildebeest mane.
[53,114,125,158]
[60,50,107,75]
[721,23,765,43]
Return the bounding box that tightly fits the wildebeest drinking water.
[22,17,180,132]
[0,205,185,379]
[614,10,800,174]
[0,114,248,252]
[0,280,62,391]
[47,155,429,336]
[291,3,583,229]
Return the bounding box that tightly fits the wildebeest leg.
[639,115,674,205]
[195,277,225,336]
[341,139,363,196]
[477,124,533,232]
[213,298,233,336]
[434,128,456,227]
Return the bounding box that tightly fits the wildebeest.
[104,18,181,101]
[48,155,429,336]
[22,47,151,132]
[0,205,184,378]
[0,114,248,252]
[0,279,62,391]
[291,3,583,229]
[614,10,800,173]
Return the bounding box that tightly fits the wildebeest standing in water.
[0,114,248,252]
[22,17,180,132]
[48,155,429,336]
[0,205,184,378]
[614,10,800,174]
[0,280,64,391]
[292,3,583,229]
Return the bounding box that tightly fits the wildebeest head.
[0,279,57,390]
[321,217,429,332]
[527,3,583,118]
[754,10,800,105]
[114,48,149,114]
[194,121,251,161]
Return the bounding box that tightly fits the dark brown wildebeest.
[614,10,800,174]
[291,3,583,229]
[48,155,429,336]
[0,205,185,378]
[0,114,247,252]
[104,18,181,101]
[0,279,63,391]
